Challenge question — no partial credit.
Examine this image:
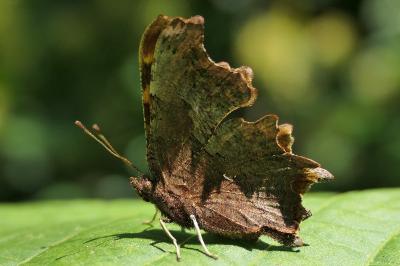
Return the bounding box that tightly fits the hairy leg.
[143,206,159,226]
[190,214,218,259]
[159,217,181,261]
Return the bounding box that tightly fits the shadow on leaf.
[85,228,300,254]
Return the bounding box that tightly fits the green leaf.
[0,189,399,265]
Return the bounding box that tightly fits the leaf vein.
[17,216,131,265]
[366,225,400,265]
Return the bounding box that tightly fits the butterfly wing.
[140,15,256,180]
[192,116,333,245]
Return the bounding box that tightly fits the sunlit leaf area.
[0,0,399,201]
[1,190,399,265]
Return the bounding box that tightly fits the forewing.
[139,15,256,180]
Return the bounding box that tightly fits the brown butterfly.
[76,15,333,261]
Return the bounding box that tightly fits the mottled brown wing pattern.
[193,116,333,245]
[138,15,333,246]
[139,15,256,181]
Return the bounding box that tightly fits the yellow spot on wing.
[143,84,151,104]
[142,53,154,65]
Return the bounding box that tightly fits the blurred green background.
[0,0,399,201]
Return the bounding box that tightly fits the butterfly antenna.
[91,123,118,154]
[74,120,144,175]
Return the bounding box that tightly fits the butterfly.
[76,15,333,261]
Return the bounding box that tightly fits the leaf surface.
[0,189,399,266]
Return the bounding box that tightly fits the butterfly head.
[130,176,155,202]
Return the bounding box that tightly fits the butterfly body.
[130,177,188,225]
[131,174,265,241]
[132,15,333,247]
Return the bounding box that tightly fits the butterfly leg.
[142,206,159,226]
[159,217,181,261]
[189,214,218,259]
